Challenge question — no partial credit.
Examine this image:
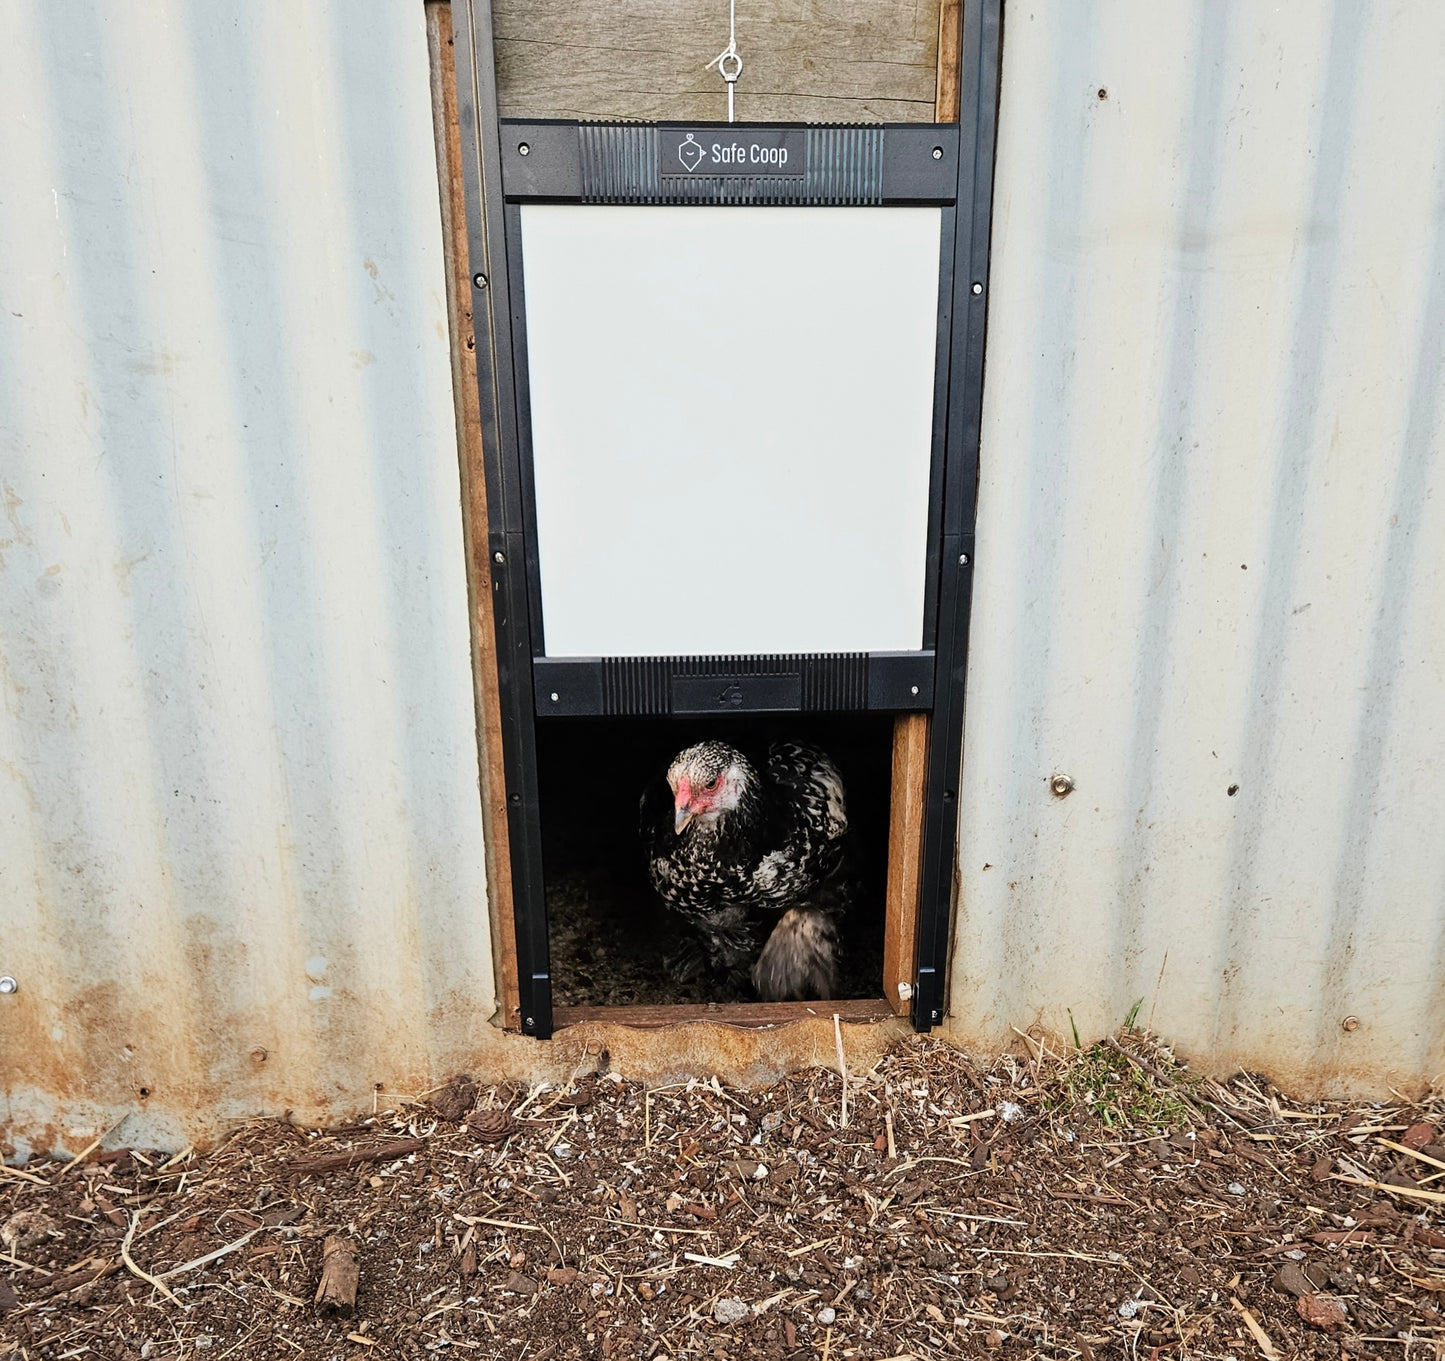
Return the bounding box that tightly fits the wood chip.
[283,1139,425,1176]
[314,1236,359,1315]
[431,1076,478,1124]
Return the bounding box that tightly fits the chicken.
[639,739,852,1000]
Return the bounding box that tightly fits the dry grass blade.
[1331,1173,1445,1206]
[119,1213,184,1307]
[0,1165,49,1186]
[157,1228,262,1281]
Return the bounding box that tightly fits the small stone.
[546,1267,577,1285]
[1227,1182,1247,1196]
[752,1163,769,1180]
[502,1271,538,1295]
[999,1101,1024,1124]
[1296,1294,1348,1331]
[985,1329,1005,1348]
[1118,1299,1140,1319]
[714,1297,751,1326]
[816,1307,836,1325]
[761,1111,784,1133]
[1274,1262,1312,1298]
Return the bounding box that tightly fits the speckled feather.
[639,740,852,999]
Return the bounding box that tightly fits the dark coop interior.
[536,713,893,1008]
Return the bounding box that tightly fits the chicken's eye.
[704,775,721,791]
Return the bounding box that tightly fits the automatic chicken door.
[454,0,1001,1039]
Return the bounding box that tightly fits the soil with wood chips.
[4,1032,1444,1361]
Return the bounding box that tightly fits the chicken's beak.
[673,777,694,835]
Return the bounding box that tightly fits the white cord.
[705,0,743,122]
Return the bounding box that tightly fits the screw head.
[959,552,970,565]
[0,976,16,995]
[493,551,505,564]
[932,146,943,160]
[1342,1014,1360,1033]
[972,281,984,295]
[518,142,530,156]
[472,272,488,289]
[1050,772,1075,797]
[550,692,560,703]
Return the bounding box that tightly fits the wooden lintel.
[936,0,962,123]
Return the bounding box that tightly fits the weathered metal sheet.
[951,0,1445,1092]
[0,1,500,1157]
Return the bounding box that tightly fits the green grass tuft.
[1055,1041,1196,1132]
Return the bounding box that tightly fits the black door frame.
[451,0,1003,1038]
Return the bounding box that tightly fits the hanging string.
[705,0,743,122]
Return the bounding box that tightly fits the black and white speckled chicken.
[639,739,852,1001]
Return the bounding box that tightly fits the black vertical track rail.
[912,0,1003,1029]
[453,0,553,1038]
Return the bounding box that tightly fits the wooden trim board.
[555,998,894,1031]
[882,714,930,1015]
[427,3,522,1029]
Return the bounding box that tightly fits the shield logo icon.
[677,133,705,173]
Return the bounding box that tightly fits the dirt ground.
[4,1030,1444,1361]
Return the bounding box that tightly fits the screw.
[972,281,984,295]
[932,146,943,160]
[550,692,560,703]
[518,142,530,156]
[494,551,505,564]
[472,272,488,289]
[959,552,970,565]
[0,976,16,995]
[1342,1015,1360,1033]
[1050,772,1075,797]
[250,1047,268,1064]
[910,685,919,695]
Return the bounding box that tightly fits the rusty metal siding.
[0,1,497,1157]
[951,0,1445,1091]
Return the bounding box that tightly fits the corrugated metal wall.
[4,0,1443,1157]
[951,0,1445,1092]
[0,1,500,1157]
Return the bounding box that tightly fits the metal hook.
[704,0,742,122]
